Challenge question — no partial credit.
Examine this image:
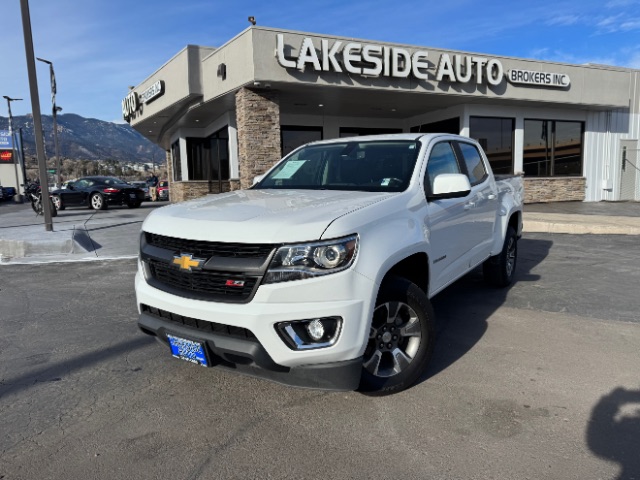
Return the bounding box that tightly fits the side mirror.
[67,183,75,190]
[253,174,265,186]
[428,173,471,200]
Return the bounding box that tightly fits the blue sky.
[3,0,640,123]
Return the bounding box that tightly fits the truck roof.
[305,133,467,146]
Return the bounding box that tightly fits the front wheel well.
[508,211,521,236]
[380,253,429,296]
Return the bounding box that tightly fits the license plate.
[129,193,136,199]
[167,334,208,367]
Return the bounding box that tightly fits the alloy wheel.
[363,301,422,378]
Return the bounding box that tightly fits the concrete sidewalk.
[1,200,639,264]
[0,201,165,264]
[523,201,640,235]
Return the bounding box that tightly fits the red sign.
[0,150,13,162]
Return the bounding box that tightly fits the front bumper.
[135,266,376,391]
[106,191,145,205]
[138,309,362,390]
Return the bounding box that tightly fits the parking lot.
[1,229,639,479]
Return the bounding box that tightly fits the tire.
[483,226,517,287]
[90,192,107,210]
[52,196,65,211]
[50,198,58,217]
[359,276,435,395]
[127,201,141,208]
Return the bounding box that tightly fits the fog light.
[306,319,325,341]
[276,317,342,350]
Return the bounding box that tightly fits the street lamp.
[19,0,54,231]
[3,96,24,203]
[36,57,62,187]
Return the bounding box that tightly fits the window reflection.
[186,127,230,182]
[469,117,514,174]
[523,120,583,176]
[281,126,323,156]
[426,142,461,191]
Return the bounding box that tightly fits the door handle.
[464,202,476,210]
[488,193,497,200]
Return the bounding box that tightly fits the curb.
[523,213,640,235]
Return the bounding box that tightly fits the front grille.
[146,233,275,260]
[141,304,256,339]
[148,259,258,301]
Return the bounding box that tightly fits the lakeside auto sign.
[275,34,571,89]
[122,80,165,121]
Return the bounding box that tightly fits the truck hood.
[142,189,393,243]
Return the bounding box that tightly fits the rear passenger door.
[454,141,497,266]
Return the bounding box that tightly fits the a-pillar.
[235,87,281,189]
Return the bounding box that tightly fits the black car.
[51,176,146,211]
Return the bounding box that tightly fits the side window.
[457,142,488,185]
[425,142,461,192]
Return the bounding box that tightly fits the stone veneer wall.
[170,181,233,202]
[235,88,281,189]
[165,150,173,186]
[524,177,586,203]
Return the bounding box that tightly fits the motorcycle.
[22,181,57,217]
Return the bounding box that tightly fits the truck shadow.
[586,386,640,480]
[420,236,553,383]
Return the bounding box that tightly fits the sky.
[2,0,640,124]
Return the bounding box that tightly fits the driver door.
[61,179,88,206]
[423,141,475,294]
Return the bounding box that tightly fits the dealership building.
[123,26,640,203]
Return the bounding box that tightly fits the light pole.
[19,0,53,231]
[3,96,24,203]
[36,57,62,187]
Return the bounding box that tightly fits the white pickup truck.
[136,134,523,394]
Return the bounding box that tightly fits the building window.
[410,117,459,135]
[186,127,230,182]
[469,117,514,174]
[170,140,181,181]
[339,127,403,138]
[523,120,583,176]
[281,126,323,156]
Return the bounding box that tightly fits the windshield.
[101,177,129,186]
[256,140,420,192]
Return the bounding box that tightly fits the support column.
[235,88,281,189]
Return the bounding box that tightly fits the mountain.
[0,113,164,164]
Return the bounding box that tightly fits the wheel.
[52,196,65,210]
[90,192,107,210]
[483,226,517,287]
[359,276,435,395]
[127,201,141,208]
[30,197,39,214]
[50,198,58,217]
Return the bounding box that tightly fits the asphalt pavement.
[0,233,638,479]
[1,199,639,264]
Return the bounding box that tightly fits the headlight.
[264,235,358,284]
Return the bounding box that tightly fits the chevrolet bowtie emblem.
[172,253,204,271]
